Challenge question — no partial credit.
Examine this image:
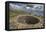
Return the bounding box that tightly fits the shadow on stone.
[25,16,40,24]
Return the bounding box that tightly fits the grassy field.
[9,10,44,29]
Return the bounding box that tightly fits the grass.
[9,10,44,18]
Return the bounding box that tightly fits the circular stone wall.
[17,16,40,24]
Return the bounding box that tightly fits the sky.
[9,3,44,16]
